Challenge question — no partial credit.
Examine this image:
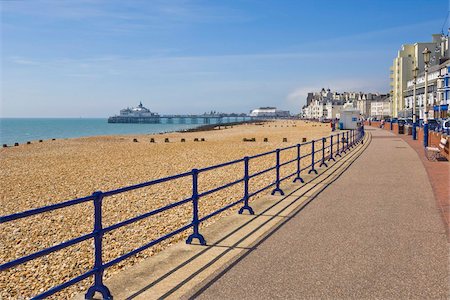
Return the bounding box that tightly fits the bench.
[425,137,448,161]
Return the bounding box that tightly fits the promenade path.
[190,127,449,299]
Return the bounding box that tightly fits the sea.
[0,118,250,146]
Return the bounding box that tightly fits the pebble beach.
[0,120,332,299]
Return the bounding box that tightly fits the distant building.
[108,102,160,123]
[118,102,159,117]
[249,107,290,117]
[325,100,344,119]
[370,96,391,119]
[302,88,388,120]
[404,59,450,119]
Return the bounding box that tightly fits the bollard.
[423,123,429,147]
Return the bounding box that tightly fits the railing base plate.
[271,188,285,196]
[239,205,255,215]
[85,284,113,300]
[308,169,318,175]
[186,233,206,245]
[293,176,304,183]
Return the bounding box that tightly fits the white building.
[302,89,388,120]
[370,97,391,119]
[325,101,344,119]
[404,59,450,119]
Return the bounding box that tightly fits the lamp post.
[437,76,443,121]
[412,67,418,140]
[423,47,431,147]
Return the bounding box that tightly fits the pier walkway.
[76,127,448,299]
[190,127,449,299]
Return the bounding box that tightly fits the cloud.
[0,0,251,27]
[9,57,41,66]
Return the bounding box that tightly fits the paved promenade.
[191,127,449,299]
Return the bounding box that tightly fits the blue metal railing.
[1,127,365,299]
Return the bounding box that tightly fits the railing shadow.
[122,133,371,300]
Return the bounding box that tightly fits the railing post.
[239,157,254,214]
[293,144,304,183]
[335,133,341,157]
[85,191,113,300]
[271,149,285,195]
[186,169,206,245]
[347,131,350,149]
[328,135,336,162]
[308,141,318,174]
[319,137,328,167]
[349,130,353,147]
[343,132,347,153]
[360,126,364,144]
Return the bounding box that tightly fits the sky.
[1,0,449,117]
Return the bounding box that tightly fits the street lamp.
[437,75,444,121]
[423,47,431,147]
[412,66,419,140]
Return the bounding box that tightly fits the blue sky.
[1,0,449,117]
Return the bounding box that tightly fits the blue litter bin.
[339,122,344,130]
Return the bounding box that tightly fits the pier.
[107,115,289,124]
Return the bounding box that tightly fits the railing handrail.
[1,126,365,299]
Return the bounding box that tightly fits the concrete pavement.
[190,127,449,299]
